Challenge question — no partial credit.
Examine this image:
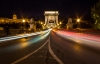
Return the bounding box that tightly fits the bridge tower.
[44,11,59,28]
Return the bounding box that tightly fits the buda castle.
[0,14,30,23]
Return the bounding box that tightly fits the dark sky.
[0,0,99,21]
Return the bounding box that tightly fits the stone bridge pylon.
[44,11,59,28]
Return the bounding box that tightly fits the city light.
[45,11,58,14]
[22,19,25,22]
[60,22,62,24]
[77,19,80,22]
[41,22,43,24]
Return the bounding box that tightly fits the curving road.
[0,30,100,64]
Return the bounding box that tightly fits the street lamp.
[77,19,80,28]
[59,22,62,29]
[77,19,80,22]
[22,19,26,33]
[22,19,25,22]
[60,22,62,24]
[41,22,43,24]
[44,24,46,26]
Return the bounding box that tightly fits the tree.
[91,0,100,29]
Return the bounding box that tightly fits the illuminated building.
[0,14,30,23]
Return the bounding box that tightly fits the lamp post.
[77,19,80,28]
[22,19,25,33]
[59,22,62,29]
[22,19,25,22]
[41,21,45,30]
[41,22,43,24]
[60,22,62,25]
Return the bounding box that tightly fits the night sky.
[0,0,99,21]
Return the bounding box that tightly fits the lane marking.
[11,39,49,64]
[11,36,64,64]
[48,37,64,64]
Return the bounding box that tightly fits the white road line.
[48,37,64,64]
[11,39,49,64]
[11,36,64,64]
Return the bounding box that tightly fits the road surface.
[0,30,100,64]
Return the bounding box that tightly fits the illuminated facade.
[0,14,30,23]
[44,11,59,28]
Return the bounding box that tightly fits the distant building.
[0,14,30,23]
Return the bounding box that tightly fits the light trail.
[0,29,51,43]
[55,30,100,49]
[56,31,100,42]
[0,30,51,53]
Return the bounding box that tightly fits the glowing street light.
[22,19,25,22]
[44,24,46,26]
[77,19,80,22]
[22,19,26,33]
[41,22,43,24]
[77,19,80,28]
[60,22,62,24]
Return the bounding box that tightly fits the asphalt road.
[0,30,100,64]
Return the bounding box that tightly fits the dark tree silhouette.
[91,0,100,29]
